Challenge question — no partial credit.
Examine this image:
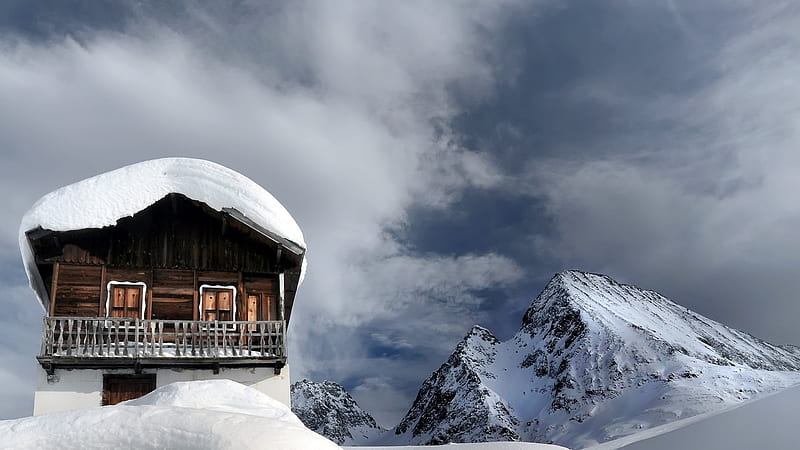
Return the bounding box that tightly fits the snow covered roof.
[19,158,306,310]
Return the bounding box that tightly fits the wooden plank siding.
[48,263,280,323]
[49,262,59,316]
[151,269,194,321]
[52,264,102,317]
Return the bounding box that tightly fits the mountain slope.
[394,326,519,444]
[393,270,800,449]
[291,379,385,445]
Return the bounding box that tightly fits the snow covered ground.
[0,380,338,449]
[352,444,567,450]
[589,383,800,450]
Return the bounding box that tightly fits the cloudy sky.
[1,0,800,425]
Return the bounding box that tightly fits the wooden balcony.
[38,317,287,375]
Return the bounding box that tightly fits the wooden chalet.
[21,158,306,412]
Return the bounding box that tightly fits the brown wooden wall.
[151,269,194,321]
[48,264,280,322]
[51,264,102,317]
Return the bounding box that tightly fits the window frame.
[105,281,148,320]
[198,284,238,323]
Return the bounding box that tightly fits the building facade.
[19,159,306,414]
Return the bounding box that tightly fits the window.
[246,293,278,322]
[199,285,236,321]
[106,282,147,319]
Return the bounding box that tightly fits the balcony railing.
[40,317,285,359]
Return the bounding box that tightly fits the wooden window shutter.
[126,288,139,309]
[264,295,279,321]
[204,291,216,321]
[247,295,258,322]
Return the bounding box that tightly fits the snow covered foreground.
[351,445,568,450]
[0,380,338,450]
[593,383,800,450]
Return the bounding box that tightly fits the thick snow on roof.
[0,380,340,450]
[18,158,306,309]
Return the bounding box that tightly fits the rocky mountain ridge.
[389,270,800,448]
[290,379,384,445]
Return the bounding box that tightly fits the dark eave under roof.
[222,207,305,257]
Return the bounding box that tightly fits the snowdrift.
[592,384,800,450]
[352,445,568,450]
[0,380,339,450]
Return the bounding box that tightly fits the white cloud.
[351,376,415,427]
[0,0,525,420]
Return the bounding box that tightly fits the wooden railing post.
[66,319,74,356]
[157,321,164,356]
[134,319,140,357]
[56,319,65,355]
[122,320,129,357]
[213,321,219,357]
[190,322,197,356]
[151,319,156,357]
[92,319,99,356]
[281,320,286,357]
[40,317,49,356]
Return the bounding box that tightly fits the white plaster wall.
[33,368,104,415]
[33,365,290,416]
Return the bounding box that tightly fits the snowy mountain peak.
[456,326,501,370]
[522,269,800,372]
[466,324,498,340]
[290,379,383,445]
[523,270,664,329]
[395,271,800,448]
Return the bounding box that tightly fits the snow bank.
[18,158,306,309]
[590,383,800,450]
[350,444,568,450]
[0,380,339,450]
